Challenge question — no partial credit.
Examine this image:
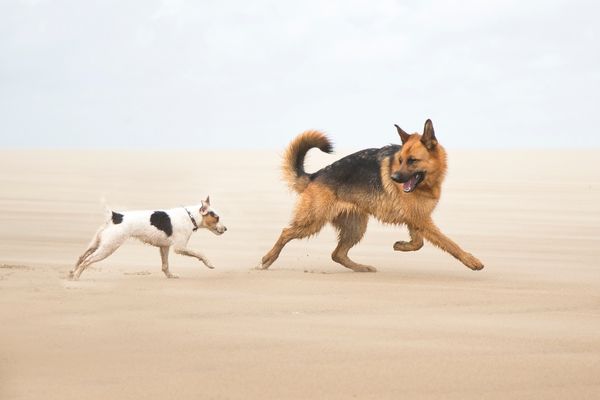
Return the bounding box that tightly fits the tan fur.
[282,130,332,193]
[260,120,484,272]
[201,213,220,230]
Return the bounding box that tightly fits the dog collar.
[183,207,199,232]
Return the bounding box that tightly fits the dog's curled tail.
[282,130,333,193]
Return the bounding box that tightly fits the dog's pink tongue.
[403,176,417,192]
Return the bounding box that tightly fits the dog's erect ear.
[200,197,210,215]
[421,119,438,150]
[395,124,410,144]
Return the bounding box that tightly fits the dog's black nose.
[224,227,228,232]
[391,172,407,183]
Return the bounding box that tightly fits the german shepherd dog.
[258,119,484,272]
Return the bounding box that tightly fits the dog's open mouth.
[403,172,425,193]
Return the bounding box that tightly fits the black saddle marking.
[310,145,401,192]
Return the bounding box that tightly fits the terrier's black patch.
[111,211,124,224]
[150,211,173,237]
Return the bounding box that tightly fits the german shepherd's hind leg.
[394,225,424,252]
[258,220,326,270]
[331,212,375,272]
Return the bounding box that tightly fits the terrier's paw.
[165,273,180,279]
[202,261,215,269]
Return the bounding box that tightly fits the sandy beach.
[1,148,599,399]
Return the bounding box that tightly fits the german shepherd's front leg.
[393,225,424,252]
[418,220,484,270]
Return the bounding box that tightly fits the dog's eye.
[407,158,418,165]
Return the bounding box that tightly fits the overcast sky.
[1,0,598,149]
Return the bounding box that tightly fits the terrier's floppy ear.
[395,124,410,145]
[421,119,438,150]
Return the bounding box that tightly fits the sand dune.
[1,149,599,399]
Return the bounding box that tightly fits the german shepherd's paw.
[351,264,377,272]
[462,253,484,271]
[255,261,271,270]
[393,240,424,252]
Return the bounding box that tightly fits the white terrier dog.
[70,196,226,280]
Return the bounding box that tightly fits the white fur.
[70,200,226,280]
